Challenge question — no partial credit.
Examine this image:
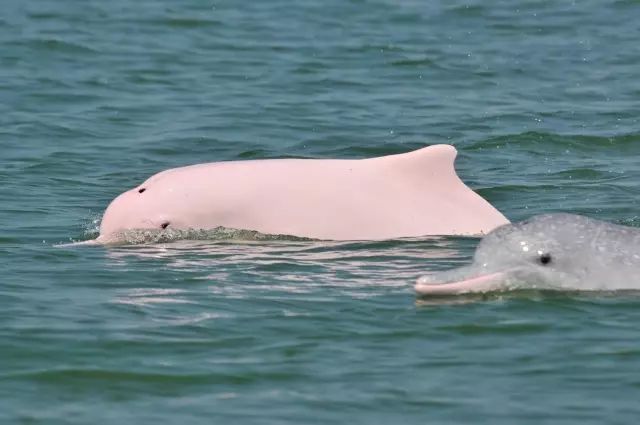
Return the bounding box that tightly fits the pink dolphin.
[96,144,509,243]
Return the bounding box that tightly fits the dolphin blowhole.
[539,253,552,265]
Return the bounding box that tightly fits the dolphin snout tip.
[414,273,451,295]
[414,270,507,296]
[415,274,434,288]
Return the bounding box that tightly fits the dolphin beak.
[415,266,507,296]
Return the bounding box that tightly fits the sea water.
[2,0,640,423]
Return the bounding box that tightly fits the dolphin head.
[415,213,640,295]
[98,184,182,242]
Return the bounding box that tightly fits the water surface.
[2,0,640,423]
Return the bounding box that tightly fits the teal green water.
[2,0,640,423]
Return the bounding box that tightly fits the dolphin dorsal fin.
[370,144,460,183]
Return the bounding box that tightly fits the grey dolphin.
[415,213,640,295]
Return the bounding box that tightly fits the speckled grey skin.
[416,214,640,295]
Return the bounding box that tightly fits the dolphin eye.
[138,188,146,193]
[538,253,552,265]
[160,221,170,229]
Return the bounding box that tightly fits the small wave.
[113,296,194,306]
[146,17,222,29]
[19,38,98,54]
[548,168,622,180]
[3,368,278,386]
[107,227,313,245]
[465,131,640,153]
[416,289,640,306]
[617,216,640,228]
[390,57,437,68]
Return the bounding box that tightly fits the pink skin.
[96,145,509,243]
[414,271,507,295]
